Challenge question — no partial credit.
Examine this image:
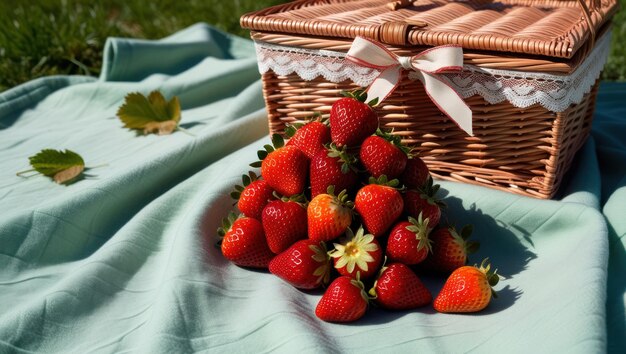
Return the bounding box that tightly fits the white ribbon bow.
[346,37,473,136]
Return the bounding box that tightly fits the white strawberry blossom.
[330,227,378,273]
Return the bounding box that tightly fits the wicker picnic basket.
[241,0,618,199]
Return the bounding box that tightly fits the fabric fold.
[100,23,256,82]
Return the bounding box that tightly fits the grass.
[605,1,626,81]
[0,0,285,92]
[0,0,624,92]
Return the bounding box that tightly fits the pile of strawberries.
[218,90,500,323]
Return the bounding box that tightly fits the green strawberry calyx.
[274,192,308,208]
[309,241,331,287]
[340,89,379,107]
[326,143,358,175]
[448,224,480,258]
[329,226,378,274]
[250,133,285,168]
[217,211,238,237]
[284,113,328,138]
[325,185,354,209]
[416,176,446,208]
[216,211,242,246]
[406,213,433,254]
[368,256,389,298]
[476,258,500,298]
[350,272,371,305]
[374,128,412,156]
[230,171,260,201]
[368,174,402,189]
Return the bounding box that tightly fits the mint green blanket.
[1,24,624,353]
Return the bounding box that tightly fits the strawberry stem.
[16,168,40,177]
[175,126,196,137]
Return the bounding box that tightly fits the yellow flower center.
[345,241,360,257]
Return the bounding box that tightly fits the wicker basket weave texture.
[261,71,598,198]
[242,0,617,59]
[242,0,616,199]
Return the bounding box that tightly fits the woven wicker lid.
[241,0,618,59]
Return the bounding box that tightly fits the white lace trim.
[255,42,380,87]
[254,31,610,113]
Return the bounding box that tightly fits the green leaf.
[117,91,181,135]
[20,149,85,184]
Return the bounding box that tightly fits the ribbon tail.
[365,66,402,104]
[418,72,473,136]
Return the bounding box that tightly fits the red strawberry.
[231,171,275,219]
[251,134,308,197]
[403,177,444,227]
[269,239,331,289]
[218,212,274,268]
[310,144,359,197]
[359,130,410,179]
[386,214,433,265]
[308,186,353,242]
[354,176,404,237]
[329,226,383,279]
[285,117,331,159]
[315,275,369,323]
[424,225,479,274]
[434,259,500,313]
[329,90,378,147]
[400,156,430,190]
[262,196,308,254]
[369,263,432,310]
